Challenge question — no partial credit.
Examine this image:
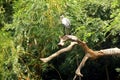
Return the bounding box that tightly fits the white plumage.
[60,15,71,28]
[60,15,71,35]
[61,17,70,28]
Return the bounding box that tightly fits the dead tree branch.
[40,42,78,63]
[40,35,120,80]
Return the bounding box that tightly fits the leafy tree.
[0,0,120,80]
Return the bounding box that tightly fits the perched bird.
[60,15,71,35]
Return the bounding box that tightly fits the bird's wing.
[62,18,71,28]
[66,18,71,25]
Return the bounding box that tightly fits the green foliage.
[0,0,13,28]
[0,0,120,80]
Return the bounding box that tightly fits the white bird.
[60,15,71,35]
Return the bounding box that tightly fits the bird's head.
[60,15,64,20]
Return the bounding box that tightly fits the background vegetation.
[0,0,120,80]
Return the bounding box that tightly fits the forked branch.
[40,35,120,80]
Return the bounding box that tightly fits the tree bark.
[40,42,77,63]
[40,35,120,80]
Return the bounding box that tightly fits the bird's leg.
[65,27,70,35]
[65,27,67,35]
[63,26,65,35]
[67,28,70,35]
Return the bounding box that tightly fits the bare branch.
[40,35,120,79]
[100,47,120,55]
[40,42,77,63]
[75,53,90,77]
